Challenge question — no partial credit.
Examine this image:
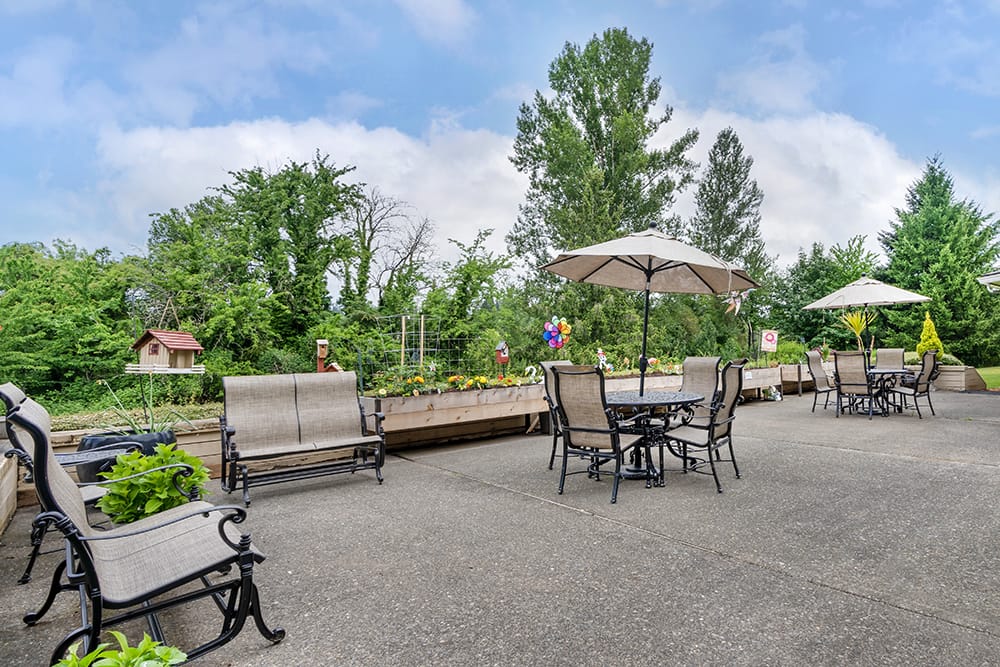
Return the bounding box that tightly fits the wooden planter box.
[741,366,782,398]
[0,434,16,537]
[933,366,987,391]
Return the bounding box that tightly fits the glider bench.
[220,372,385,505]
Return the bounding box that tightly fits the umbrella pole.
[639,280,651,396]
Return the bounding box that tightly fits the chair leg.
[728,440,741,479]
[548,431,558,470]
[558,445,569,495]
[610,455,621,504]
[707,448,723,493]
[811,391,818,412]
[823,391,831,410]
[23,558,68,625]
[18,520,47,584]
[914,396,923,419]
[926,392,935,416]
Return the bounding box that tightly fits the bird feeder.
[127,329,205,374]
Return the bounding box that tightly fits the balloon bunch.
[542,316,572,349]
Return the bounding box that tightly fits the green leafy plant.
[96,444,210,524]
[55,631,186,666]
[838,309,877,352]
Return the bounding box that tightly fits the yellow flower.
[378,388,387,396]
[413,376,424,384]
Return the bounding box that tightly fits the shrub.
[96,444,210,524]
[917,311,944,359]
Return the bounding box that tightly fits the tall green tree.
[508,27,698,265]
[688,127,768,278]
[506,27,698,360]
[220,153,362,338]
[686,126,771,354]
[878,156,1000,365]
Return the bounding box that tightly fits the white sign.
[761,329,778,353]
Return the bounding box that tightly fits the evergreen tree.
[688,127,768,278]
[916,311,943,358]
[879,156,1000,365]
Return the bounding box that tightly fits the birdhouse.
[126,330,205,374]
[495,341,510,365]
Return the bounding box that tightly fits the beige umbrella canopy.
[803,275,930,310]
[540,223,759,394]
[977,270,1000,293]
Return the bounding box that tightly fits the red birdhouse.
[495,341,510,365]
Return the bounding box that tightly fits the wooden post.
[419,315,425,371]
[400,316,407,367]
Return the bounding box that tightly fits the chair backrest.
[294,372,363,444]
[1,382,30,457]
[875,348,905,369]
[805,350,832,389]
[539,360,573,410]
[915,349,938,392]
[223,374,300,454]
[552,365,614,450]
[5,395,93,537]
[712,359,745,440]
[680,356,721,416]
[834,351,869,395]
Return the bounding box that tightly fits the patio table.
[868,368,914,417]
[606,390,703,481]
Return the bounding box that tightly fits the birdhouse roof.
[131,329,204,352]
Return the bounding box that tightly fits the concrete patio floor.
[1,390,999,666]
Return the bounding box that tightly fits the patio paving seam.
[740,434,1000,468]
[393,450,999,641]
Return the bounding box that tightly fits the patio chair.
[551,365,646,504]
[833,350,876,419]
[804,350,835,413]
[540,360,573,469]
[5,393,285,664]
[888,349,938,418]
[662,359,745,493]
[875,348,905,369]
[679,356,721,422]
[1,382,135,585]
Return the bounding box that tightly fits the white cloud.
[664,107,920,267]
[716,24,830,114]
[94,117,526,263]
[394,0,476,46]
[0,37,76,127]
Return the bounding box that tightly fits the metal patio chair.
[805,350,835,413]
[889,349,939,418]
[663,359,745,493]
[1,383,135,584]
[5,392,285,664]
[833,350,876,419]
[540,360,573,469]
[551,365,647,504]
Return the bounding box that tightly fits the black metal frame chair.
[5,392,285,664]
[540,360,573,469]
[551,365,647,504]
[889,349,939,418]
[663,359,745,493]
[833,350,876,419]
[1,382,135,585]
[804,350,835,413]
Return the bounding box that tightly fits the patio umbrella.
[803,275,930,310]
[803,275,930,357]
[539,222,759,395]
[977,270,1000,293]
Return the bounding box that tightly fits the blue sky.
[1,0,998,268]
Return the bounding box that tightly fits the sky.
[1,0,999,272]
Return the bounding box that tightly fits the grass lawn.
[977,366,1000,390]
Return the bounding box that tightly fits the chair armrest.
[70,504,249,546]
